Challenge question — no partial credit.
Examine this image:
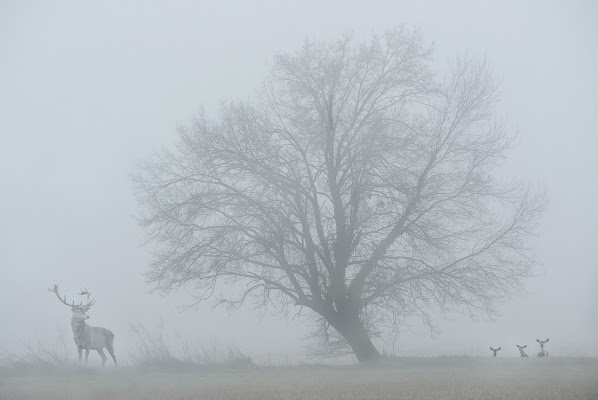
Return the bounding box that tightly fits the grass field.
[1,357,597,399]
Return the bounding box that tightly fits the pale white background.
[1,0,596,363]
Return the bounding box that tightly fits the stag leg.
[78,348,82,362]
[97,348,108,366]
[106,344,117,366]
[85,349,90,362]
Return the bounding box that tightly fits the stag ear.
[80,306,91,313]
[490,347,493,351]
[536,339,540,342]
[524,345,527,348]
[545,339,549,342]
[498,347,501,350]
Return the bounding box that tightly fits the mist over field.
[1,3,597,398]
[2,358,598,400]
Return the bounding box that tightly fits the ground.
[1,357,597,399]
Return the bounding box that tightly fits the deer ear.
[490,347,493,350]
[545,339,549,342]
[536,339,540,342]
[524,345,527,348]
[498,347,501,350]
[81,306,90,313]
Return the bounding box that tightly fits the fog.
[1,0,597,364]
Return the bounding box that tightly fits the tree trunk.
[332,312,381,362]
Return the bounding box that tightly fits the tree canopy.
[134,27,545,362]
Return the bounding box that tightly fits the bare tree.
[134,27,545,362]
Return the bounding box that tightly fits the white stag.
[48,284,117,366]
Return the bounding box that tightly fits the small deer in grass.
[490,347,501,357]
[536,338,549,357]
[48,284,116,366]
[516,344,529,357]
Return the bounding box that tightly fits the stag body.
[49,285,116,366]
[490,347,501,357]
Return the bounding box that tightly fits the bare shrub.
[0,328,81,376]
[129,322,253,371]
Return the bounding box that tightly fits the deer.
[48,284,116,366]
[490,347,501,357]
[536,338,549,357]
[516,344,529,357]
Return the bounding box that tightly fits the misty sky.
[1,0,597,362]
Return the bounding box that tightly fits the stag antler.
[48,284,82,309]
[78,288,95,309]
